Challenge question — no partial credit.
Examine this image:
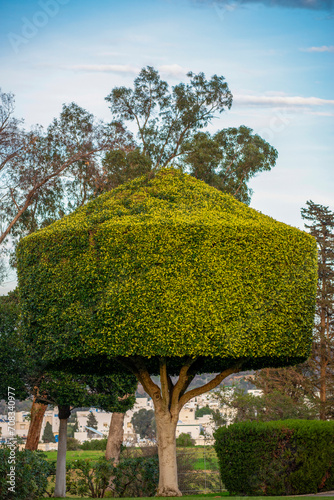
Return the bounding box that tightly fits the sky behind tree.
[0,0,333,293]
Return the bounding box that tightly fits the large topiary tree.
[17,169,317,497]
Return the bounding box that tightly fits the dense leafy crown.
[17,169,317,372]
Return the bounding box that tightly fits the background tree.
[301,200,334,419]
[176,433,195,447]
[17,170,317,497]
[42,421,55,443]
[182,127,278,204]
[106,66,232,170]
[250,201,334,420]
[67,415,79,438]
[0,289,47,451]
[212,385,317,426]
[0,94,131,248]
[86,411,98,439]
[195,405,213,419]
[86,373,136,463]
[131,408,156,440]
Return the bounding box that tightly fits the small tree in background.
[67,416,79,438]
[131,409,156,440]
[176,433,195,447]
[212,385,317,426]
[195,405,213,419]
[86,412,98,439]
[42,421,55,443]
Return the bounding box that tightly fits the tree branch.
[120,356,162,406]
[179,364,242,409]
[0,148,98,246]
[159,357,170,410]
[170,357,198,409]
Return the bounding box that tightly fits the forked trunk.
[119,356,239,498]
[105,412,125,464]
[54,405,71,498]
[155,409,181,497]
[25,397,47,450]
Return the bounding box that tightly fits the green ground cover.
[51,496,334,500]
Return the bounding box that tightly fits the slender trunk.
[25,397,47,450]
[155,409,181,497]
[319,257,327,420]
[54,405,71,498]
[319,346,327,420]
[105,412,124,464]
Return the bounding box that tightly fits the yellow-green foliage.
[17,169,317,373]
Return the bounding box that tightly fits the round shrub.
[176,433,195,447]
[214,419,334,495]
[67,437,81,451]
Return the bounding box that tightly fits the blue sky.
[1,0,333,292]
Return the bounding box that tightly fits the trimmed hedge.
[214,419,334,495]
[17,169,317,374]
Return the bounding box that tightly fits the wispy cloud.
[158,64,189,77]
[301,45,334,52]
[63,64,189,78]
[64,64,140,74]
[195,0,333,9]
[235,94,334,107]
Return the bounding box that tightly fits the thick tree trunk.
[54,405,71,498]
[120,356,240,498]
[25,397,47,450]
[155,409,181,497]
[105,412,124,464]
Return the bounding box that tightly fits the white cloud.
[62,63,190,79]
[309,111,334,116]
[158,64,189,77]
[234,94,334,107]
[64,64,140,74]
[301,45,334,52]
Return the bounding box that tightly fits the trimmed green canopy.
[17,169,317,374]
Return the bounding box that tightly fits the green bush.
[67,437,81,450]
[112,455,159,497]
[67,455,159,498]
[176,432,195,447]
[80,437,108,450]
[0,446,55,499]
[214,419,334,495]
[67,456,114,498]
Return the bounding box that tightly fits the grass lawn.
[43,449,104,463]
[43,446,220,470]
